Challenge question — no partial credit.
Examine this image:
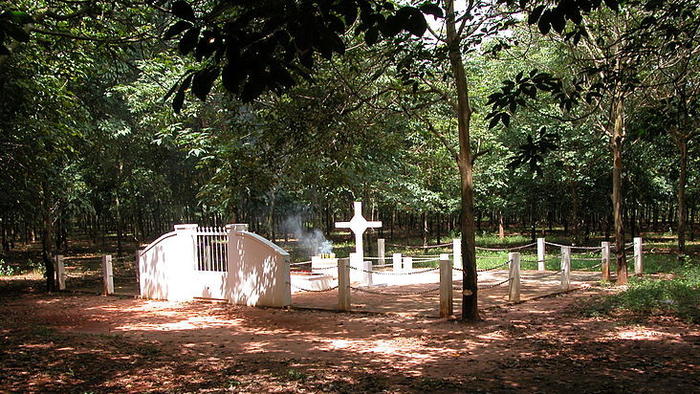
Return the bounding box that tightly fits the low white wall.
[226,230,291,307]
[139,231,177,300]
[139,224,291,307]
[138,224,200,302]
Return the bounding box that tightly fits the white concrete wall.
[139,225,199,301]
[166,224,198,301]
[226,230,292,307]
[139,231,177,300]
[139,224,291,307]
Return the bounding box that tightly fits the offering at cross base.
[311,252,338,272]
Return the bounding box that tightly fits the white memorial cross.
[335,201,382,262]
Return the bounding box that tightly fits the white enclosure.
[138,224,291,307]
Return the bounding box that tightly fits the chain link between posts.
[290,283,339,293]
[478,277,511,290]
[348,266,440,275]
[544,241,602,250]
[475,242,536,251]
[387,242,452,249]
[454,260,511,272]
[350,285,441,296]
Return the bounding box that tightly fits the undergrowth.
[586,261,700,323]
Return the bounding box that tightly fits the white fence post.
[337,258,351,311]
[377,238,385,266]
[601,241,610,281]
[403,256,413,271]
[508,252,520,302]
[453,238,462,269]
[537,238,545,271]
[392,253,402,272]
[350,252,371,286]
[55,255,65,290]
[634,237,643,275]
[439,254,453,318]
[561,246,571,291]
[102,255,114,295]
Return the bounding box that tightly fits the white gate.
[138,223,291,307]
[193,226,229,299]
[196,227,228,272]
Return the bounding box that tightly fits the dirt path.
[1,286,698,392]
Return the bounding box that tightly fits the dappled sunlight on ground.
[1,286,698,392]
[617,328,683,342]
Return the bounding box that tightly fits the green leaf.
[172,74,193,113]
[528,5,545,25]
[419,3,444,19]
[488,115,501,129]
[603,0,620,12]
[404,7,427,37]
[364,27,379,46]
[191,67,220,101]
[501,113,510,127]
[538,10,551,34]
[172,0,196,22]
[550,8,566,34]
[164,20,193,39]
[178,27,200,55]
[2,22,29,42]
[6,11,33,24]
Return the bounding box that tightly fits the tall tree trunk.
[1,215,8,252]
[676,136,688,254]
[436,213,441,244]
[529,199,536,242]
[268,189,277,241]
[610,95,628,284]
[446,0,479,321]
[41,182,56,292]
[422,212,428,247]
[115,195,124,257]
[498,212,505,239]
[689,207,695,241]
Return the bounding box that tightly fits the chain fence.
[475,242,536,251]
[350,285,441,296]
[454,260,512,272]
[348,266,440,275]
[544,241,602,250]
[479,277,511,290]
[387,242,452,249]
[290,283,339,293]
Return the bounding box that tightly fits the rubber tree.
[489,0,700,283]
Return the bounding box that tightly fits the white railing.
[196,226,228,272]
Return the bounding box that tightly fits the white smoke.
[281,215,333,257]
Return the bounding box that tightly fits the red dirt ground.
[1,283,699,393]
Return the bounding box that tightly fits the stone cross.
[335,201,382,261]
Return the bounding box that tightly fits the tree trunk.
[41,182,56,292]
[498,212,505,239]
[676,136,688,254]
[115,195,124,257]
[422,212,428,247]
[446,0,479,321]
[268,189,277,241]
[530,199,536,242]
[610,95,628,284]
